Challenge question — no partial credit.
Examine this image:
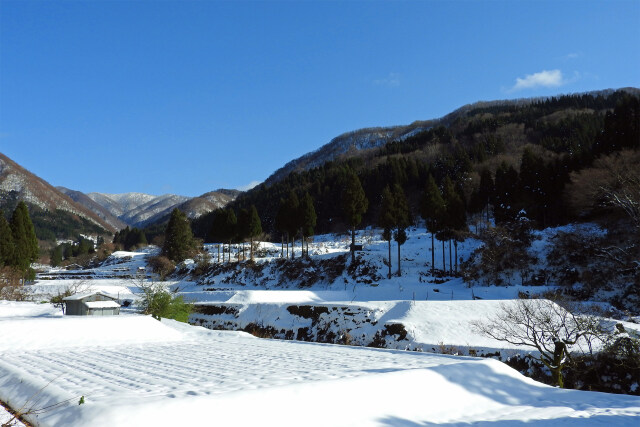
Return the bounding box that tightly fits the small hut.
[63,292,121,316]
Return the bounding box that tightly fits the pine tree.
[493,162,519,223]
[284,191,301,259]
[0,210,15,267]
[247,205,262,260]
[478,169,494,222]
[223,208,238,262]
[420,174,445,273]
[443,177,466,273]
[275,199,288,258]
[392,184,410,277]
[10,201,38,272]
[50,245,63,267]
[163,209,195,263]
[237,208,250,261]
[342,169,368,264]
[378,186,396,279]
[300,193,316,259]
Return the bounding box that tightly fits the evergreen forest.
[191,90,639,245]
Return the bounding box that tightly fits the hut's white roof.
[62,292,118,301]
[84,301,121,309]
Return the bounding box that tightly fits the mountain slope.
[0,153,116,234]
[135,190,241,227]
[87,190,240,228]
[264,123,433,185]
[57,187,127,231]
[264,87,640,186]
[87,192,157,218]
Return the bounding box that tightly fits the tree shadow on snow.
[426,361,640,410]
[376,414,640,426]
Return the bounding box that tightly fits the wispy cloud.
[565,52,580,60]
[509,69,566,92]
[237,180,260,192]
[373,72,400,88]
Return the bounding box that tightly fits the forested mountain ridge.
[196,87,639,240]
[263,87,640,186]
[264,124,433,185]
[57,187,127,231]
[0,153,115,240]
[189,87,639,314]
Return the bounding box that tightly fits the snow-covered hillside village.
[2,222,640,426]
[3,2,640,425]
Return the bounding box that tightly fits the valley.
[2,88,639,426]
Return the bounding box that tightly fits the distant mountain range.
[83,190,239,228]
[0,153,118,233]
[0,152,239,239]
[3,86,638,241]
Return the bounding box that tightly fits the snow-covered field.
[2,225,639,425]
[1,302,639,427]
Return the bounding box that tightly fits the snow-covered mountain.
[264,124,433,185]
[87,192,157,218]
[57,187,127,231]
[118,194,191,226]
[263,87,640,186]
[87,190,239,228]
[0,152,117,232]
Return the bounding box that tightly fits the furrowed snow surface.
[1,302,639,427]
[3,224,639,425]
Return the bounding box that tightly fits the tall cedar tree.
[223,208,237,262]
[247,205,262,260]
[163,209,195,263]
[10,201,39,271]
[493,162,519,223]
[420,175,446,273]
[478,169,494,222]
[49,245,63,267]
[392,184,410,277]
[237,208,250,261]
[284,191,301,259]
[342,169,368,263]
[443,177,466,273]
[300,193,316,258]
[274,199,288,258]
[378,186,395,279]
[207,209,227,262]
[0,210,15,267]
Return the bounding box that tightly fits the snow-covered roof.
[62,292,118,301]
[84,301,121,309]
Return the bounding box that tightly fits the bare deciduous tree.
[570,149,640,229]
[472,298,606,388]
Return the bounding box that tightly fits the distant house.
[62,292,121,316]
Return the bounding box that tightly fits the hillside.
[57,187,127,231]
[25,222,640,395]
[264,124,434,185]
[87,190,239,228]
[263,88,640,186]
[219,88,639,238]
[0,153,115,239]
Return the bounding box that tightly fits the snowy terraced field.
[1,303,640,426]
[4,226,639,425]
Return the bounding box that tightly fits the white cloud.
[237,180,261,192]
[565,53,579,60]
[510,69,566,92]
[373,72,400,88]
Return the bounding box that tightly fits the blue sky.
[1,0,639,197]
